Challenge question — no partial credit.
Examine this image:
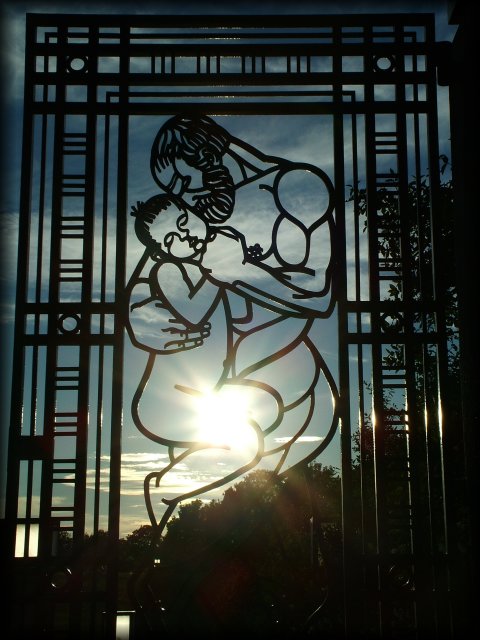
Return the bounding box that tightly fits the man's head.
[150,115,235,224]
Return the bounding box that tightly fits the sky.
[0,0,458,537]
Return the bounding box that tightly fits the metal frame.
[3,12,467,639]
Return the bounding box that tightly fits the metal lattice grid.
[3,13,467,639]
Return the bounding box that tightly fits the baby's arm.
[127,260,223,354]
[151,261,222,329]
[127,279,212,354]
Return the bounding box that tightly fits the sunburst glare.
[195,387,259,453]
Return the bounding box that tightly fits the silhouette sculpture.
[125,114,339,630]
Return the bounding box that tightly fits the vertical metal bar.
[427,22,465,638]
[336,108,353,640]
[104,20,128,640]
[5,16,36,578]
[396,53,434,633]
[93,112,111,534]
[363,23,384,634]
[35,111,49,307]
[446,5,479,635]
[331,24,354,639]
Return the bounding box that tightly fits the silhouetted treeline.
[123,463,344,636]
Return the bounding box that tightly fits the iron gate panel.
[3,12,467,639]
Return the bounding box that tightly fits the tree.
[127,463,343,635]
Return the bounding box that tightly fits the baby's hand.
[130,200,145,218]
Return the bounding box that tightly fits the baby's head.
[132,194,209,262]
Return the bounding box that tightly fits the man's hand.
[126,284,212,353]
[157,317,211,352]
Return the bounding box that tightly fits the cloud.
[0,210,19,290]
[120,452,169,463]
[274,435,325,444]
[0,5,28,103]
[15,495,41,515]
[82,451,223,501]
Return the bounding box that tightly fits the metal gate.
[3,12,469,639]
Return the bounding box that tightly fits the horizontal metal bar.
[28,101,435,116]
[33,69,432,86]
[346,333,440,344]
[26,13,436,29]
[32,41,438,56]
[23,336,117,346]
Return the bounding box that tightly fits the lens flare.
[195,387,258,453]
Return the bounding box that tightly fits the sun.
[194,387,259,453]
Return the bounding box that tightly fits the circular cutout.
[374,55,396,72]
[50,567,72,590]
[58,314,80,334]
[380,312,404,333]
[66,56,88,73]
[388,563,412,589]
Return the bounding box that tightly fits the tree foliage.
[347,157,458,377]
[123,464,343,635]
